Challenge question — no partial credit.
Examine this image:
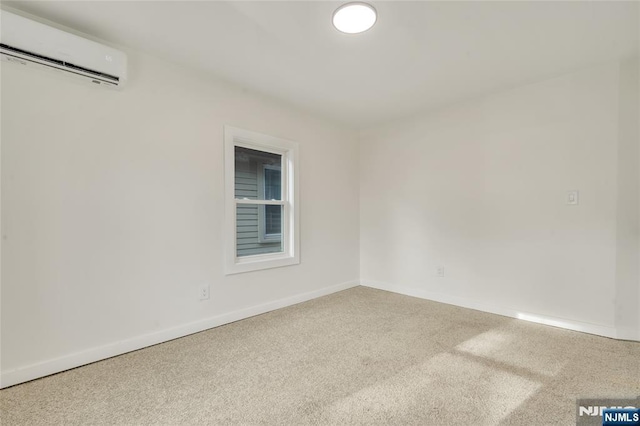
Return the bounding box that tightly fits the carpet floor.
[1,286,639,425]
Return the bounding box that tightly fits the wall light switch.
[566,190,579,205]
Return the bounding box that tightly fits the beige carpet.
[1,286,639,425]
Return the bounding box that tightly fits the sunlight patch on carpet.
[455,327,568,377]
[322,352,541,424]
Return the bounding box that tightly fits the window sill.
[225,253,300,275]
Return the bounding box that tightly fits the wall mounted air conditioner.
[0,10,127,88]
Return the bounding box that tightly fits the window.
[224,126,299,274]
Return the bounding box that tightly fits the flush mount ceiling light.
[332,2,377,34]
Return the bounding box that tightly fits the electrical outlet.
[436,266,445,278]
[199,284,210,301]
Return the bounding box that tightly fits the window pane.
[264,204,282,235]
[236,203,283,257]
[264,167,281,200]
[235,146,281,200]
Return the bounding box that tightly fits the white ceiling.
[5,1,640,129]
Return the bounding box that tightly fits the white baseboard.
[615,327,640,342]
[361,280,634,341]
[0,280,359,389]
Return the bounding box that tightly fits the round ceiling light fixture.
[332,2,377,34]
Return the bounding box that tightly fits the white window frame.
[224,126,300,275]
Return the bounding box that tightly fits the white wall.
[1,47,360,387]
[616,58,640,340]
[360,61,639,340]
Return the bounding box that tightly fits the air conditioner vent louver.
[0,43,120,84]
